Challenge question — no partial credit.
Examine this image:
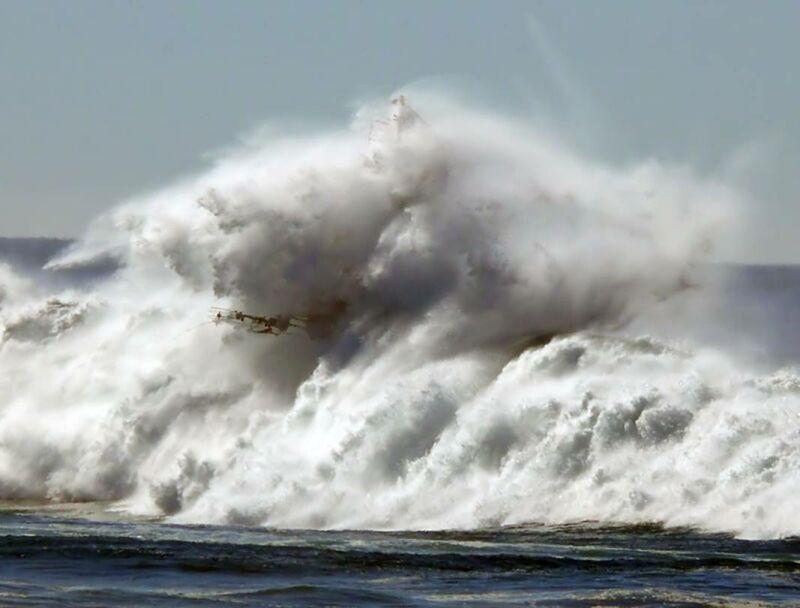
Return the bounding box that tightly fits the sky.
[1,0,798,262]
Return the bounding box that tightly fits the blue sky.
[1,1,798,261]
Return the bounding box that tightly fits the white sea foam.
[2,95,796,539]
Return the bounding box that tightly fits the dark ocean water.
[2,509,800,607]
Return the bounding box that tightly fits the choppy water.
[3,509,800,607]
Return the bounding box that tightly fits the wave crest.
[3,96,791,539]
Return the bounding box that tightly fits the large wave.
[1,95,795,539]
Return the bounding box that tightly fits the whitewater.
[1,95,797,540]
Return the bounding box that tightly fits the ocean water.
[2,97,800,605]
[3,508,800,607]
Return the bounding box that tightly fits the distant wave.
[0,237,117,288]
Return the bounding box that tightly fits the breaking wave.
[1,95,796,539]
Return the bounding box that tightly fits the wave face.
[1,96,796,539]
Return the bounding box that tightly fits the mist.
[2,95,798,539]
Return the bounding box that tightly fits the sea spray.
[3,95,794,538]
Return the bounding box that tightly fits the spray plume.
[2,95,796,539]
